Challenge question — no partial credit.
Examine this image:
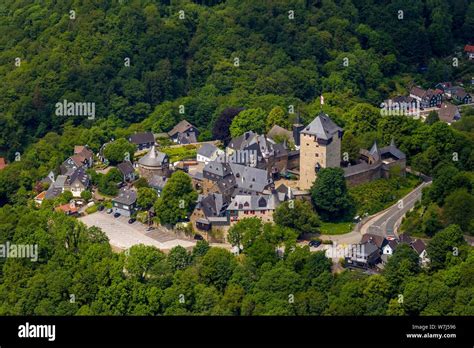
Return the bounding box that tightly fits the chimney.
[293,124,304,147]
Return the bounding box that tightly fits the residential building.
[381,96,419,115]
[409,87,443,108]
[411,239,430,267]
[464,44,474,60]
[55,202,79,216]
[382,239,399,256]
[360,233,388,250]
[74,146,94,167]
[112,188,137,217]
[345,242,381,269]
[452,88,472,104]
[117,161,136,182]
[227,193,284,225]
[191,193,229,232]
[60,145,93,175]
[197,143,224,164]
[148,175,168,197]
[129,132,155,150]
[64,167,90,197]
[437,102,461,124]
[168,120,199,144]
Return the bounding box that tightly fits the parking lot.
[79,211,195,251]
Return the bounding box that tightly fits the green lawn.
[161,145,197,162]
[319,221,354,235]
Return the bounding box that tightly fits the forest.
[0,205,472,315]
[0,0,473,315]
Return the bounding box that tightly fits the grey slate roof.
[360,233,387,249]
[343,161,378,176]
[117,161,135,177]
[227,193,282,211]
[45,186,62,199]
[227,131,258,150]
[54,175,68,189]
[148,175,168,189]
[267,125,295,143]
[380,138,406,160]
[197,193,227,218]
[300,113,342,140]
[204,161,231,177]
[359,242,380,257]
[229,163,271,192]
[138,146,168,167]
[177,132,197,144]
[198,143,219,158]
[369,141,381,161]
[67,167,89,187]
[129,132,154,145]
[113,188,137,206]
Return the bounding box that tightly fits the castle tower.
[299,113,343,190]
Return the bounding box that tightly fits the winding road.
[366,180,431,238]
[320,176,432,246]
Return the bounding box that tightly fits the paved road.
[367,180,431,238]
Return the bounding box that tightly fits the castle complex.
[298,112,406,190]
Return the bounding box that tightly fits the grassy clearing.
[319,221,354,235]
[161,145,197,162]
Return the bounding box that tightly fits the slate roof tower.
[299,112,342,190]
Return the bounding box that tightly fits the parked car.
[113,212,121,218]
[106,208,113,214]
[309,240,321,247]
[128,218,136,224]
[194,234,204,240]
[146,226,155,231]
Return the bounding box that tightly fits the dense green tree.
[137,187,158,211]
[266,106,291,131]
[384,244,421,294]
[427,225,467,271]
[168,246,192,272]
[200,248,237,291]
[425,111,440,125]
[103,139,136,165]
[443,189,474,234]
[341,132,361,163]
[229,108,267,137]
[154,171,198,226]
[192,240,210,260]
[80,190,93,202]
[273,200,321,236]
[311,168,355,222]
